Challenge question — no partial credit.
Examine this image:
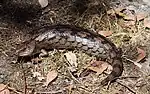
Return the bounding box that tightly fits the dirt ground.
[0,0,150,94]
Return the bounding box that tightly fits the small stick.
[116,81,136,94]
[35,89,65,94]
[21,63,27,94]
[8,87,23,94]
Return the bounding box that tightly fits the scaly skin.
[17,24,123,85]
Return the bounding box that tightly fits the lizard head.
[16,40,35,57]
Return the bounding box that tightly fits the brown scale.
[17,24,123,85]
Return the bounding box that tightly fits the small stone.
[38,0,48,8]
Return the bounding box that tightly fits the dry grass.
[0,0,150,94]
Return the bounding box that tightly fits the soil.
[0,0,150,94]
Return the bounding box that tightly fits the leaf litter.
[44,70,58,87]
[64,52,77,67]
[87,60,111,75]
[0,84,10,94]
[1,0,150,94]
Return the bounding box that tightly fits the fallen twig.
[35,89,66,94]
[8,87,23,94]
[116,81,136,94]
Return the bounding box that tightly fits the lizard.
[16,24,123,85]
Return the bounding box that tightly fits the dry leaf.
[64,52,77,67]
[88,60,109,75]
[38,0,48,8]
[0,84,10,94]
[98,30,112,37]
[44,70,58,86]
[0,84,7,91]
[144,17,150,28]
[135,47,146,63]
[136,12,148,21]
[0,89,10,94]
[133,48,146,68]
